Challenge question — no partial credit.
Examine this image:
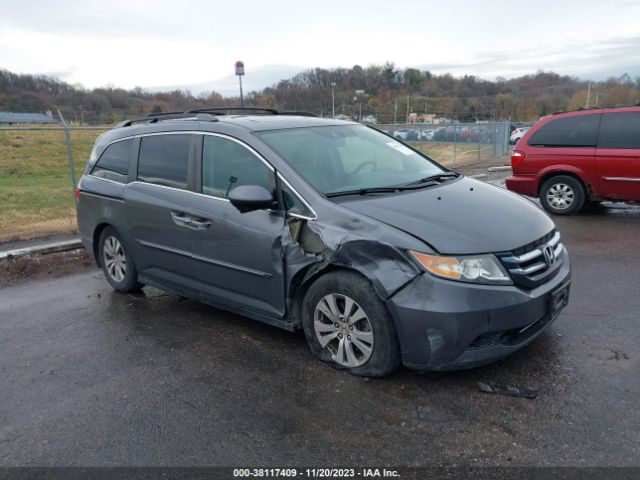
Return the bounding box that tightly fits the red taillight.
[511,150,526,168]
[75,188,81,200]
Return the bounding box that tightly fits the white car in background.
[510,126,530,144]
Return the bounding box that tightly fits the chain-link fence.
[375,122,510,169]
[0,124,108,243]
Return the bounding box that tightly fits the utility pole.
[406,95,410,123]
[394,99,398,124]
[331,82,336,118]
[585,81,592,108]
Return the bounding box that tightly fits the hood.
[336,177,555,255]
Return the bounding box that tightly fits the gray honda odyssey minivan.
[77,108,571,377]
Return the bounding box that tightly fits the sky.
[1,0,639,94]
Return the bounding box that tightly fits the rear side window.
[597,112,640,149]
[91,139,132,183]
[202,135,274,198]
[528,115,600,147]
[138,134,191,189]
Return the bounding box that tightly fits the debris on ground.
[0,248,94,287]
[476,381,539,399]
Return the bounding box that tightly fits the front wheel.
[302,271,401,377]
[539,175,585,215]
[98,227,143,293]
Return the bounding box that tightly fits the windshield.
[257,125,447,195]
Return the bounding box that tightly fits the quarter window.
[597,112,640,149]
[528,115,601,147]
[202,135,274,198]
[138,134,191,189]
[91,139,132,183]
[281,182,313,217]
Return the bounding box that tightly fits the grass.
[409,141,500,168]
[0,129,103,241]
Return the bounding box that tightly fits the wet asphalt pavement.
[1,204,639,467]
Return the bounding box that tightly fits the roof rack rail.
[116,107,318,127]
[552,106,601,115]
[185,107,317,117]
[116,111,219,128]
[185,107,279,115]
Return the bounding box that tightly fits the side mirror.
[228,185,274,213]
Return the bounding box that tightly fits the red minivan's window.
[528,114,600,147]
[597,112,640,149]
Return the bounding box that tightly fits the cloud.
[418,36,640,80]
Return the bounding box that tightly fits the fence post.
[453,124,458,168]
[477,126,481,164]
[57,110,78,205]
[493,124,497,159]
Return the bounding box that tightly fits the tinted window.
[138,134,191,189]
[202,135,274,198]
[528,115,600,147]
[91,139,132,183]
[281,182,312,217]
[597,112,640,149]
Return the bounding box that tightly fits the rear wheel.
[540,175,585,215]
[302,271,401,377]
[98,227,143,293]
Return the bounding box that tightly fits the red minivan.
[506,106,640,214]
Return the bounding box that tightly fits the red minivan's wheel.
[539,175,585,215]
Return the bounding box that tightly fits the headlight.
[410,251,512,285]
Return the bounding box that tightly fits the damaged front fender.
[282,215,427,325]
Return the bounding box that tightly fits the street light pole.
[331,82,336,118]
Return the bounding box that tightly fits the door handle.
[171,211,212,230]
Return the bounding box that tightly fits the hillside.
[1,65,639,124]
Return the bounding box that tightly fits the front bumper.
[386,249,571,370]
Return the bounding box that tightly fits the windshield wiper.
[405,172,459,186]
[325,187,400,198]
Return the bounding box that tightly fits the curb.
[0,238,83,260]
[487,166,512,172]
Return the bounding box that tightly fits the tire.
[539,175,585,215]
[301,271,401,377]
[98,226,143,293]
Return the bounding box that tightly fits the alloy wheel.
[103,236,127,283]
[313,293,374,368]
[546,183,575,210]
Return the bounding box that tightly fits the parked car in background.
[459,127,481,143]
[506,107,640,215]
[392,128,410,140]
[432,127,448,141]
[510,127,530,144]
[77,108,570,377]
[420,129,435,141]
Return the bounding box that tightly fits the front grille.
[499,230,564,289]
